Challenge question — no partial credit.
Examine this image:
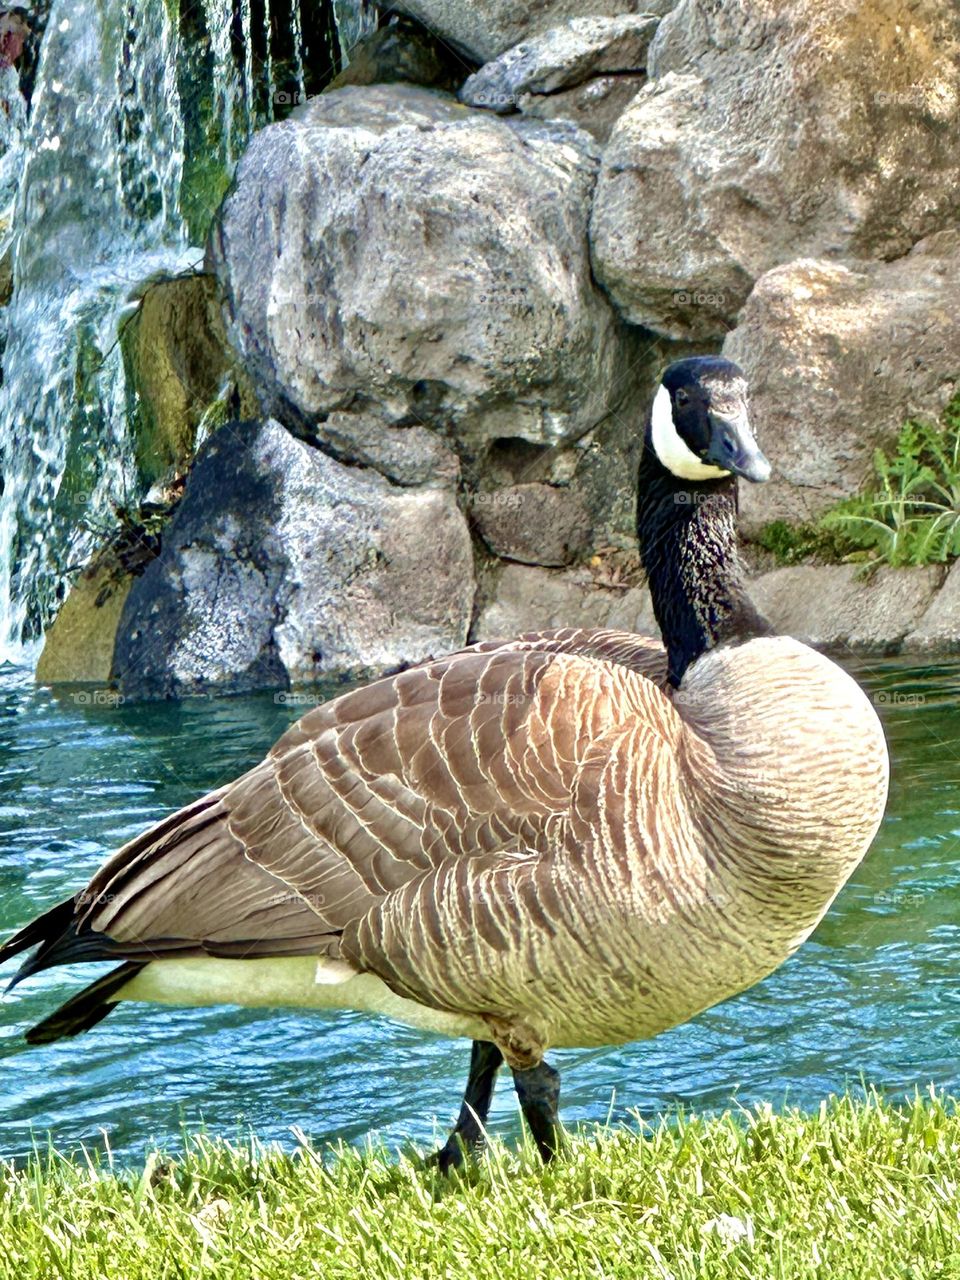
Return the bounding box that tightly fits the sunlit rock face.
[112,419,475,698]
[382,0,676,63]
[724,232,960,534]
[209,83,643,452]
[590,0,960,340]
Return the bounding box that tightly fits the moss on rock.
[121,273,256,488]
[35,564,133,685]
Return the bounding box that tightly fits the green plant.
[820,394,960,567]
[756,392,960,570]
[754,519,853,567]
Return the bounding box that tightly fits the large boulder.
[590,0,960,339]
[723,232,960,534]
[210,83,641,448]
[112,419,474,698]
[381,1,676,64]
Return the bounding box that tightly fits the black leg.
[512,1059,562,1162]
[432,1040,504,1172]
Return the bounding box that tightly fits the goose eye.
[675,389,689,407]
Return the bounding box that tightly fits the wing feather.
[34,629,668,972]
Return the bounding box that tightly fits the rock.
[328,17,464,93]
[460,15,659,113]
[723,234,960,533]
[314,412,458,487]
[470,483,591,566]
[36,564,133,685]
[113,419,474,698]
[750,564,944,654]
[475,563,657,640]
[381,0,676,64]
[517,75,645,144]
[211,83,639,450]
[0,11,29,70]
[591,0,960,339]
[903,562,960,653]
[474,560,956,657]
[0,242,11,305]
[123,274,256,487]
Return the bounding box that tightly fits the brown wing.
[70,629,665,963]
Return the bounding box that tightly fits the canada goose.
[1,357,889,1168]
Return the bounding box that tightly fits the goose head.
[649,356,770,485]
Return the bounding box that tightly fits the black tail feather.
[25,962,144,1045]
[0,895,79,987]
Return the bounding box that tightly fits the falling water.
[0,0,190,661]
[0,0,355,663]
[333,0,378,66]
[289,2,306,101]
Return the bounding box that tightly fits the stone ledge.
[474,561,954,656]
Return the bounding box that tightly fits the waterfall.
[333,1,378,66]
[0,0,355,664]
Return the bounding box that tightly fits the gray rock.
[723,234,960,534]
[903,562,960,654]
[381,0,677,64]
[460,15,659,113]
[113,419,474,698]
[473,560,954,658]
[329,17,463,92]
[517,75,646,144]
[475,563,657,641]
[314,412,459,488]
[750,564,944,655]
[470,483,592,566]
[590,0,960,338]
[210,83,640,450]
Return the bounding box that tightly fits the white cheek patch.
[650,383,729,482]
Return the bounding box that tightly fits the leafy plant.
[821,397,960,567]
[758,391,960,569]
[754,519,853,567]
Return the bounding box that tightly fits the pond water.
[0,656,958,1165]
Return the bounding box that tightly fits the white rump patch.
[650,383,728,482]
[314,958,357,986]
[117,956,488,1041]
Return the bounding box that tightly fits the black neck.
[637,444,770,687]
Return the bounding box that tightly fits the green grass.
[758,391,960,570]
[3,1091,960,1278]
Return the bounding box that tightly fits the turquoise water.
[0,656,958,1165]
